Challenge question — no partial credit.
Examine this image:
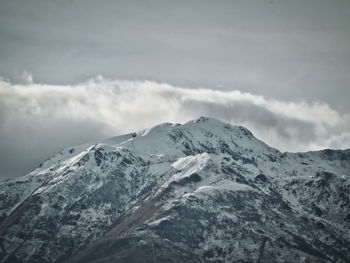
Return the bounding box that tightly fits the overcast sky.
[1,0,350,180]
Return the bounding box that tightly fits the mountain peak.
[187,116,253,137]
[192,115,221,123]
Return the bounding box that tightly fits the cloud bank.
[1,77,349,179]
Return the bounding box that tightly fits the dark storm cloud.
[0,78,349,180]
[0,0,350,112]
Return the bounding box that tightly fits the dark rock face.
[0,117,349,263]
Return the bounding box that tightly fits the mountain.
[0,117,349,263]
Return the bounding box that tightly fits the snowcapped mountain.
[0,117,349,263]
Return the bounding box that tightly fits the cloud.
[0,76,349,180]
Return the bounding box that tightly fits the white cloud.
[0,77,349,179]
[21,71,34,84]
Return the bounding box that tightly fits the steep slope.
[0,117,349,263]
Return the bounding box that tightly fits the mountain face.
[0,117,349,263]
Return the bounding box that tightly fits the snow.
[147,216,170,226]
[194,180,254,194]
[171,153,210,180]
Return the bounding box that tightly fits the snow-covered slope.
[0,117,349,263]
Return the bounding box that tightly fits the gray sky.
[1,0,350,111]
[1,0,350,180]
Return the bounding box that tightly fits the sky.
[0,0,350,180]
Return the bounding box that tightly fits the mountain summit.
[0,117,349,263]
